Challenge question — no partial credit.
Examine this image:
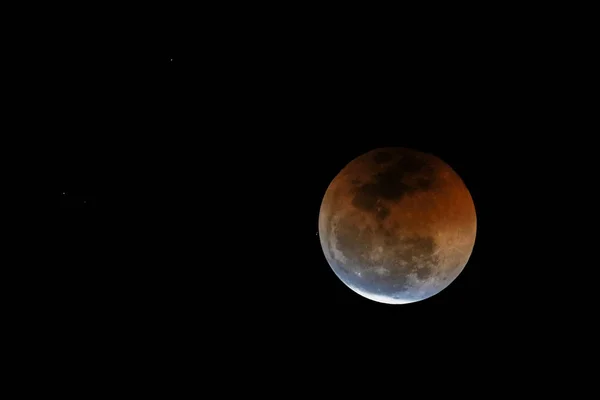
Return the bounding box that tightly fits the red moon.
[318,147,476,304]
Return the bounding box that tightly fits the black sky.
[46,7,598,371]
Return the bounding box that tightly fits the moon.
[318,147,476,304]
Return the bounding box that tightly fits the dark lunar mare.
[350,150,436,223]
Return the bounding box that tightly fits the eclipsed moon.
[318,147,476,304]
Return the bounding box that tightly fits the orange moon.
[318,147,476,304]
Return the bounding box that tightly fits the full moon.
[318,147,476,304]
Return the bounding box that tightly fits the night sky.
[47,8,595,373]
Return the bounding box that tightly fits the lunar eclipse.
[318,147,477,304]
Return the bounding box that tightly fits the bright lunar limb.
[346,284,413,304]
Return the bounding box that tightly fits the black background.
[40,4,596,384]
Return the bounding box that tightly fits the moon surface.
[319,147,476,304]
